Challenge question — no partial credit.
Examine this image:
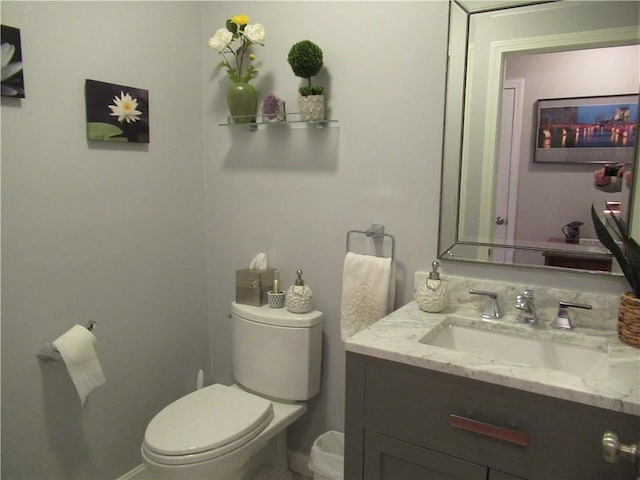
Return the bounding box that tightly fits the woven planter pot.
[618,292,640,348]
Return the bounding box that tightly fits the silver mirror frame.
[439,0,640,272]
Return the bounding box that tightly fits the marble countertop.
[345,301,640,416]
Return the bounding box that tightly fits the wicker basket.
[618,292,640,348]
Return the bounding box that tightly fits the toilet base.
[143,430,289,480]
[245,431,289,480]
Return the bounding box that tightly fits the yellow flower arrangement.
[207,14,265,83]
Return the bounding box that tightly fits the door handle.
[495,216,506,225]
[450,414,528,447]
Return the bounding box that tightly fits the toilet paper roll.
[52,325,106,406]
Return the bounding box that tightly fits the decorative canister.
[415,260,449,313]
[618,292,640,348]
[267,291,286,309]
[285,269,313,314]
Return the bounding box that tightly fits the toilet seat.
[142,384,274,466]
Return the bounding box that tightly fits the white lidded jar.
[415,260,449,313]
[285,269,314,314]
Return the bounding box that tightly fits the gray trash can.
[308,430,344,480]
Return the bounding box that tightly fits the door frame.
[492,78,524,263]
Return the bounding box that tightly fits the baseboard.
[115,463,147,480]
[288,449,313,478]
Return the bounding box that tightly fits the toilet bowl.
[141,384,306,479]
[141,303,323,479]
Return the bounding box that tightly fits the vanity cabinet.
[345,352,639,480]
[363,430,524,479]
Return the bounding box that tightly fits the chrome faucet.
[469,290,502,320]
[551,301,592,330]
[515,289,538,326]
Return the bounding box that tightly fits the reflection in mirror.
[439,0,640,274]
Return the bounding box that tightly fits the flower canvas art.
[1,25,25,98]
[85,79,149,143]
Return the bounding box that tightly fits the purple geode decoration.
[262,94,284,121]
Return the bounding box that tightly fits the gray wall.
[201,1,449,456]
[1,1,633,479]
[1,2,208,478]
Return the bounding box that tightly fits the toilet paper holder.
[37,321,97,362]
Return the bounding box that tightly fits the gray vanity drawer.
[361,356,638,479]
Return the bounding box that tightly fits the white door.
[492,79,523,263]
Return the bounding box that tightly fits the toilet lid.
[143,384,273,459]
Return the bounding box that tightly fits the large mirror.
[439,0,640,273]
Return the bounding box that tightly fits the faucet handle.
[469,290,502,320]
[515,289,534,309]
[515,289,537,326]
[551,301,592,330]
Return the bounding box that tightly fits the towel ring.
[346,224,395,260]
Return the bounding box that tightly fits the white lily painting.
[85,79,150,143]
[1,25,25,98]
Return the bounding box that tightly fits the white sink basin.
[419,317,609,377]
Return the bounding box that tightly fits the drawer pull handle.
[450,414,529,447]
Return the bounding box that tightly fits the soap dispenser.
[285,269,314,314]
[415,260,449,313]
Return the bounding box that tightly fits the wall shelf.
[219,114,338,132]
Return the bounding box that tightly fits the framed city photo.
[85,79,149,143]
[534,94,638,164]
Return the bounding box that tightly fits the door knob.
[495,216,506,225]
[602,431,640,465]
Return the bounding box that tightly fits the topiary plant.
[287,40,324,96]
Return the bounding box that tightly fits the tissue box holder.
[236,268,275,306]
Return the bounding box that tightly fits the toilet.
[141,302,324,479]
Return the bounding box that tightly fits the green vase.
[226,82,257,124]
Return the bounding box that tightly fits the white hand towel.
[341,252,395,340]
[52,325,106,406]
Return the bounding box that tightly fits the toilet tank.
[231,302,323,401]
